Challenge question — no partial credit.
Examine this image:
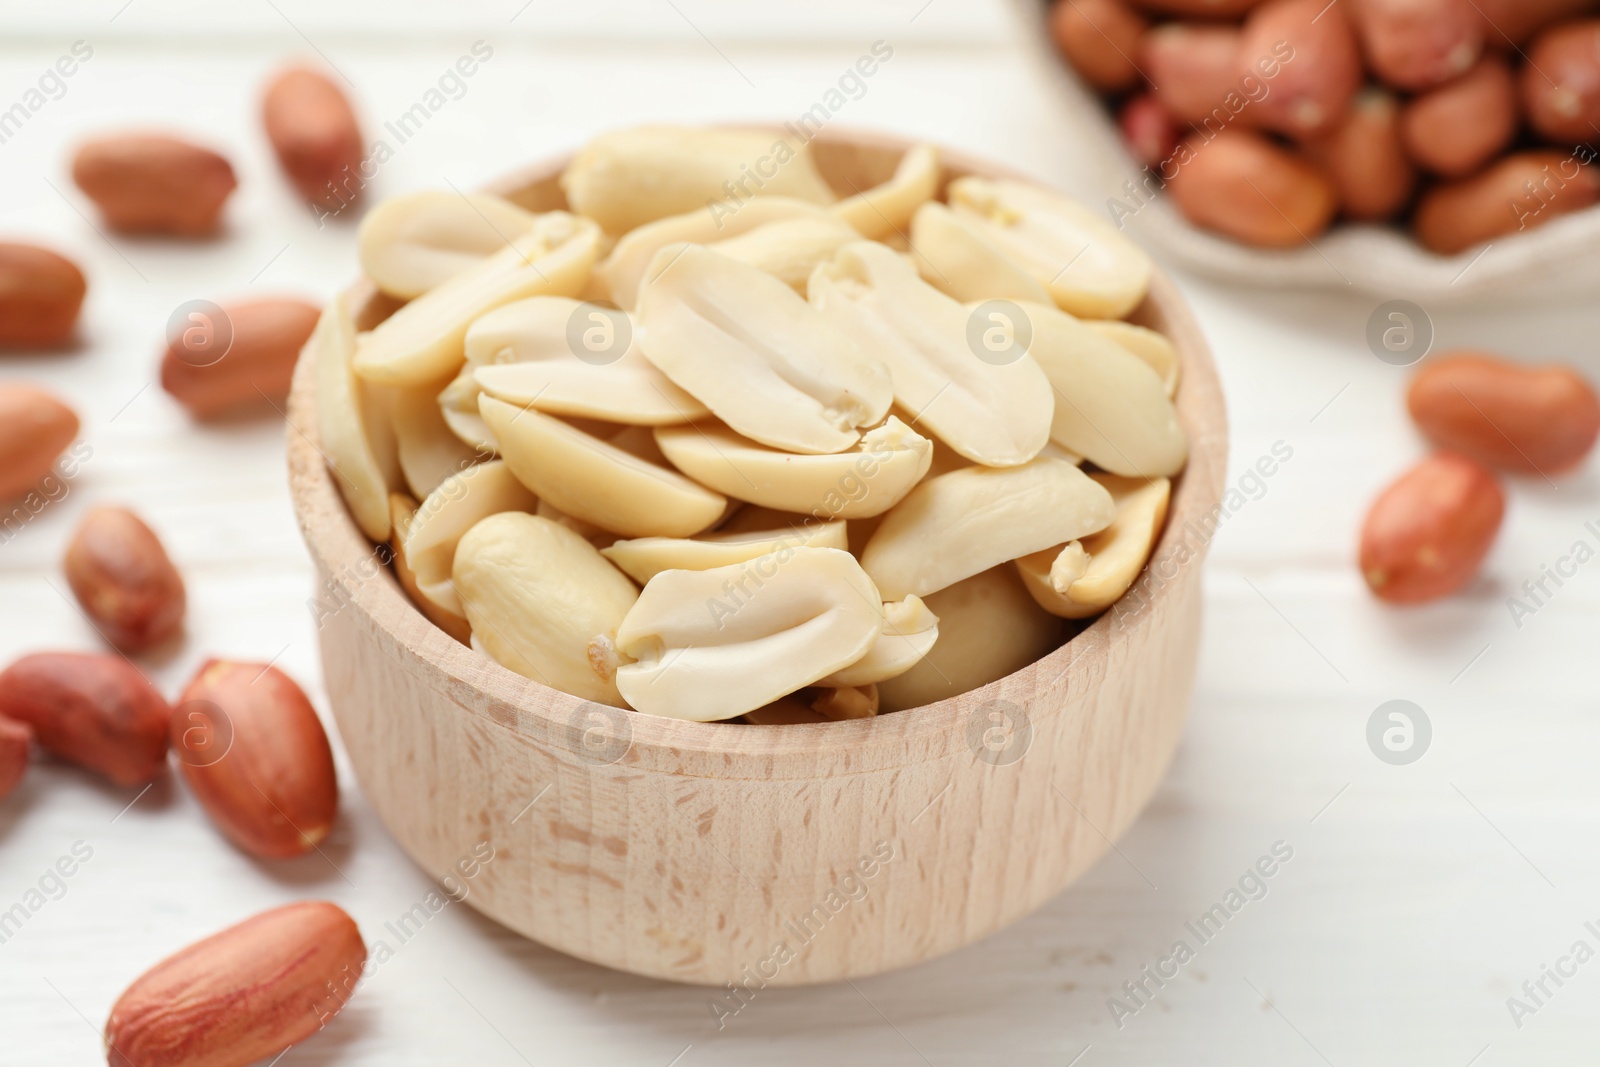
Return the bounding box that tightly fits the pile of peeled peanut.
[1049,0,1600,252]
[321,126,1189,725]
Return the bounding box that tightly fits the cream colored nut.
[614,546,883,721]
[480,395,725,538]
[1016,475,1170,618]
[948,176,1152,320]
[909,201,1051,304]
[392,379,484,499]
[406,459,537,617]
[809,241,1052,467]
[357,190,538,299]
[860,457,1115,600]
[636,243,892,454]
[877,565,1067,713]
[1086,320,1180,398]
[353,211,601,386]
[654,416,932,521]
[601,520,847,584]
[819,594,939,687]
[468,296,708,425]
[560,126,835,234]
[437,365,498,454]
[812,684,879,720]
[313,294,396,541]
[453,512,638,706]
[1018,300,1187,478]
[707,216,861,293]
[600,197,836,311]
[833,144,941,240]
[389,493,473,644]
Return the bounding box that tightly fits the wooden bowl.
[285,130,1229,986]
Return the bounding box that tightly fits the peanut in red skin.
[1141,23,1244,125]
[0,385,78,502]
[1119,93,1182,169]
[1399,54,1518,178]
[1522,20,1600,144]
[1413,150,1600,254]
[1165,129,1337,247]
[0,716,30,800]
[0,652,171,787]
[261,66,365,208]
[1302,88,1414,220]
[71,133,237,237]
[1361,452,1505,604]
[0,243,86,348]
[1236,0,1362,136]
[1407,351,1600,474]
[159,298,321,420]
[1352,0,1482,91]
[64,505,187,654]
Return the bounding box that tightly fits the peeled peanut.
[0,716,27,800]
[1361,452,1504,603]
[654,416,934,520]
[469,296,707,425]
[1414,151,1600,255]
[454,512,638,704]
[0,652,169,786]
[1019,300,1188,477]
[106,901,366,1067]
[64,506,186,652]
[0,243,86,347]
[71,133,236,236]
[1165,130,1337,247]
[832,144,942,241]
[809,241,1052,466]
[481,395,724,538]
[0,384,78,503]
[314,294,396,541]
[358,191,538,299]
[1049,0,1150,92]
[1400,55,1517,178]
[614,546,883,721]
[1118,94,1182,169]
[1016,475,1170,617]
[161,298,321,420]
[1352,0,1482,90]
[1141,23,1244,123]
[878,566,1067,713]
[1085,320,1180,397]
[947,177,1153,319]
[392,377,482,499]
[1523,20,1600,144]
[390,493,472,643]
[1237,0,1362,136]
[602,521,848,584]
[1302,88,1416,221]
[437,366,500,455]
[812,684,880,720]
[1407,351,1600,474]
[819,595,940,687]
[262,65,364,207]
[406,459,537,617]
[909,202,1052,305]
[561,126,836,234]
[353,211,601,386]
[636,243,892,454]
[175,661,340,860]
[861,458,1115,600]
[708,215,861,293]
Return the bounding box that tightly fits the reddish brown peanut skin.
[0,716,30,800]
[1127,0,1265,19]
[1166,129,1337,246]
[175,661,339,860]
[1303,88,1415,220]
[1352,0,1482,90]
[1361,453,1505,604]
[64,506,186,653]
[1523,20,1600,144]
[105,901,366,1067]
[261,67,364,207]
[1400,55,1518,177]
[1407,351,1600,474]
[0,652,170,786]
[1237,0,1363,136]
[1414,150,1600,254]
[71,134,236,237]
[0,385,78,502]
[0,243,86,347]
[1142,24,1244,124]
[1475,0,1594,46]
[160,298,321,420]
[1119,93,1182,168]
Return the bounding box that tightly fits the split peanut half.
[860,457,1116,600]
[654,415,933,520]
[909,201,1052,305]
[436,366,499,455]
[600,520,847,585]
[453,512,638,706]
[358,190,538,299]
[833,144,942,241]
[819,594,940,687]
[392,378,484,498]
[809,240,1052,467]
[1086,320,1181,398]
[708,216,862,293]
[613,546,884,721]
[479,395,726,538]
[405,459,537,617]
[388,493,473,644]
[1016,475,1171,618]
[636,243,893,454]
[312,294,394,541]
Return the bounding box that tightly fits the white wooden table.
[2,2,1598,1063]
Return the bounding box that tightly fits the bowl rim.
[286,126,1230,773]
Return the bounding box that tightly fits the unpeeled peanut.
[1351,0,1482,90]
[1522,20,1600,144]
[0,652,170,786]
[1165,130,1337,247]
[358,191,539,299]
[0,384,79,502]
[0,716,28,800]
[71,133,237,236]
[1140,23,1244,124]
[1414,151,1600,254]
[0,243,86,347]
[1118,94,1182,169]
[832,144,942,241]
[1049,0,1150,92]
[1236,0,1362,136]
[1302,88,1415,221]
[1361,452,1504,603]
[262,65,364,208]
[161,298,321,420]
[1399,55,1517,178]
[64,505,186,652]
